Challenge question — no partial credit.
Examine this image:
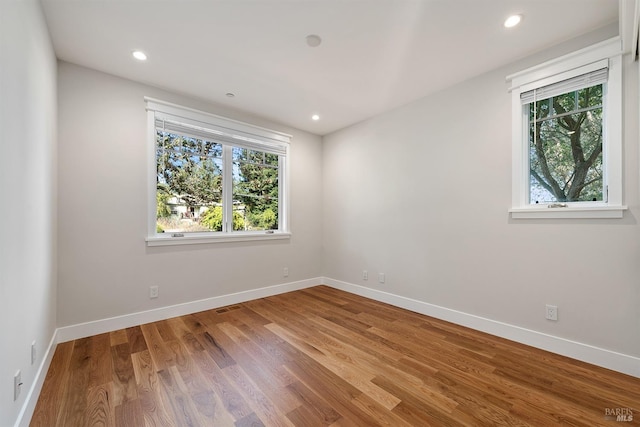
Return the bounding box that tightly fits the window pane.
[528,84,603,204]
[156,131,223,233]
[552,92,575,115]
[578,85,603,109]
[204,140,223,158]
[232,147,279,231]
[530,98,550,122]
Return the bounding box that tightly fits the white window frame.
[507,37,627,219]
[145,98,291,246]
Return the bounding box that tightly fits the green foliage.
[201,206,223,231]
[529,84,603,202]
[157,133,222,208]
[232,210,246,231]
[156,190,172,219]
[246,208,277,230]
[156,223,165,233]
[234,149,279,229]
[157,133,280,231]
[260,208,277,229]
[200,206,245,231]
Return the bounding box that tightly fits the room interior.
[1,0,639,425]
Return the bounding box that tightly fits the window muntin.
[527,83,604,204]
[146,98,290,243]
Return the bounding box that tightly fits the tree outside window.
[528,84,604,204]
[155,132,281,234]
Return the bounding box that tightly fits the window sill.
[146,231,291,246]
[509,205,627,219]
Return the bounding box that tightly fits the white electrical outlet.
[545,304,558,321]
[149,286,159,299]
[283,267,289,277]
[14,370,21,401]
[31,341,36,365]
[379,273,385,284]
[362,270,368,280]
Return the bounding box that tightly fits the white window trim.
[145,97,291,246]
[507,37,627,219]
[146,231,292,247]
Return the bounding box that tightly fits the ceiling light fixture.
[311,114,320,121]
[306,34,322,47]
[132,50,147,61]
[226,92,235,98]
[504,15,522,28]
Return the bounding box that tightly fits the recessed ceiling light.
[306,35,322,48]
[504,15,522,28]
[311,114,320,121]
[132,50,147,61]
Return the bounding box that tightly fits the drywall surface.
[322,36,640,358]
[0,0,58,424]
[57,62,323,327]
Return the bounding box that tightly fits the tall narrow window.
[146,98,290,245]
[523,71,606,204]
[508,38,625,219]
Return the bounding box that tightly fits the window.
[525,70,606,204]
[507,38,626,219]
[146,98,291,245]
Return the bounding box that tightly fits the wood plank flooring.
[31,286,640,426]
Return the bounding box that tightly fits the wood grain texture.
[32,286,640,426]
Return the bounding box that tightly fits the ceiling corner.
[620,0,640,56]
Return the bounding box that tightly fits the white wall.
[57,62,323,327]
[0,0,58,424]
[1,5,637,425]
[322,33,640,361]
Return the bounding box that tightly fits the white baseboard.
[15,330,58,427]
[322,277,640,378]
[16,278,320,427]
[57,278,320,343]
[16,275,639,427]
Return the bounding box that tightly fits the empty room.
[2,0,640,426]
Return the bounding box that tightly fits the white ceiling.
[41,0,619,135]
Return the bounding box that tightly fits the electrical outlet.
[14,370,21,401]
[379,273,385,284]
[362,270,368,280]
[31,341,36,365]
[545,304,558,321]
[149,286,159,299]
[283,267,289,277]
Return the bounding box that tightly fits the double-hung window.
[146,98,291,246]
[508,38,626,218]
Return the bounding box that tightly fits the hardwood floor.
[31,286,640,426]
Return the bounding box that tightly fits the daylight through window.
[507,38,624,219]
[146,99,290,244]
[156,131,224,233]
[524,74,605,204]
